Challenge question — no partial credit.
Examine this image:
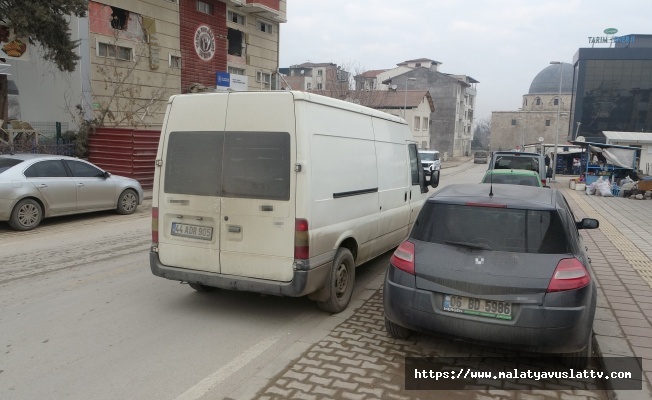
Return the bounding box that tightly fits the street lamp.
[404,77,416,119]
[550,61,563,182]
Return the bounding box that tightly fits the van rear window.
[164,131,290,200]
[411,203,569,254]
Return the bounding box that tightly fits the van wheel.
[385,316,412,340]
[116,189,138,215]
[317,248,355,313]
[9,199,43,231]
[188,282,216,292]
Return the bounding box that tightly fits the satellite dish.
[576,136,586,142]
[538,136,544,142]
[390,84,397,90]
[300,70,304,75]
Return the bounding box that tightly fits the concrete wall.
[89,0,181,128]
[491,93,572,151]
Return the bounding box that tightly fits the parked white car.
[0,154,144,230]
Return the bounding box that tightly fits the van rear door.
[219,93,296,282]
[156,95,228,273]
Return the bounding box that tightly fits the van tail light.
[546,258,590,292]
[390,241,415,275]
[294,219,309,260]
[152,207,159,244]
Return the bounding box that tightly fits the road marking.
[175,336,280,400]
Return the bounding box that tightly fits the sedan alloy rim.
[122,193,137,212]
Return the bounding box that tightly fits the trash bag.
[596,177,613,197]
[586,181,597,195]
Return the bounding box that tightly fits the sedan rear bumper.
[384,269,594,353]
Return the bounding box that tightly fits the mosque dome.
[528,62,573,94]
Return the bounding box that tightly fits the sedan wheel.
[9,199,43,231]
[116,189,138,215]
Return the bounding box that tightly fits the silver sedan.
[0,154,144,230]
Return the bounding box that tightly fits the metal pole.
[551,62,563,182]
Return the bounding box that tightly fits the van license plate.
[171,222,213,241]
[443,294,512,320]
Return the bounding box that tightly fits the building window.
[554,98,559,106]
[227,28,244,56]
[196,1,212,14]
[511,119,516,126]
[169,54,181,69]
[545,119,551,126]
[256,71,271,86]
[317,69,323,76]
[415,63,421,67]
[524,99,528,106]
[228,66,245,75]
[317,83,322,90]
[414,116,421,130]
[422,117,429,130]
[98,42,132,61]
[535,98,541,106]
[109,7,128,30]
[306,82,312,90]
[228,10,245,25]
[258,20,273,34]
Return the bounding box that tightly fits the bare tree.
[472,117,491,150]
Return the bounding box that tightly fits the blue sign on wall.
[216,72,230,87]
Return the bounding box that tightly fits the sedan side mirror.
[103,171,112,179]
[577,218,599,230]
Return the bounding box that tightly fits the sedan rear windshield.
[411,203,569,254]
[482,174,539,187]
[494,156,540,173]
[0,158,23,174]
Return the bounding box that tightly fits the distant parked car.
[383,183,599,368]
[481,169,543,187]
[0,154,144,230]
[473,151,489,163]
[490,151,546,186]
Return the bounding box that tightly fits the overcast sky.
[279,0,652,123]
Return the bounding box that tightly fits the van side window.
[408,144,419,185]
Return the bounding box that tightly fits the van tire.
[316,248,355,313]
[188,282,216,292]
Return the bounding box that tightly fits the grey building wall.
[388,65,475,158]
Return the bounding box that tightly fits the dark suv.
[383,184,599,367]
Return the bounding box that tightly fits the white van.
[149,91,436,312]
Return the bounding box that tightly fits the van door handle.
[228,225,241,233]
[37,184,48,188]
[404,192,407,202]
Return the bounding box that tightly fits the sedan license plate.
[443,294,512,320]
[171,222,213,241]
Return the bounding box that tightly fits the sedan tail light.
[546,258,590,292]
[391,241,415,275]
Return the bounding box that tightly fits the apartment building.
[279,62,350,92]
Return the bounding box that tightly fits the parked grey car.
[0,154,144,231]
[383,184,599,368]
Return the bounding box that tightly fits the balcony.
[245,0,286,23]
